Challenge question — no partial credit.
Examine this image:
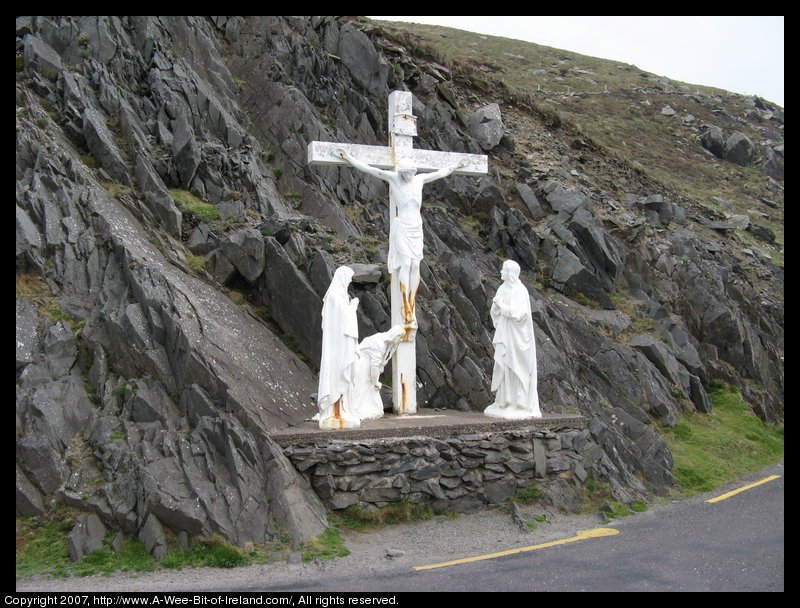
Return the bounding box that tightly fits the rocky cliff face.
[16,16,783,552]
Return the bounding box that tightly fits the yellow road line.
[413,527,619,571]
[705,475,781,504]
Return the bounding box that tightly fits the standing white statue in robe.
[350,325,406,420]
[316,266,361,429]
[336,149,464,324]
[485,260,542,419]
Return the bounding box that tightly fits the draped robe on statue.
[485,263,541,419]
[350,325,405,420]
[316,267,360,426]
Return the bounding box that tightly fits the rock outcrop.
[16,16,783,555]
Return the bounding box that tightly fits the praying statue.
[485,260,542,419]
[336,148,464,324]
[315,266,361,429]
[350,325,406,420]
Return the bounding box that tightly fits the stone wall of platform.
[280,420,602,512]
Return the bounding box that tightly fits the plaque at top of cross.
[308,90,489,416]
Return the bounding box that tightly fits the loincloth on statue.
[388,215,423,270]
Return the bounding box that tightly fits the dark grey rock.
[83,106,132,187]
[17,432,68,494]
[337,23,389,98]
[139,513,168,561]
[205,248,237,284]
[263,438,328,548]
[16,299,41,370]
[628,335,681,386]
[550,244,614,309]
[261,237,323,365]
[542,478,582,513]
[186,223,218,255]
[724,131,755,166]
[484,479,517,504]
[134,156,182,236]
[349,263,382,284]
[171,115,201,188]
[469,103,504,151]
[16,464,45,516]
[688,374,712,413]
[23,34,63,79]
[516,183,547,220]
[748,224,776,243]
[220,228,265,284]
[699,125,725,158]
[68,514,107,562]
[763,146,784,180]
[544,182,592,215]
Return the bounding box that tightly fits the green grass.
[16,508,157,579]
[663,381,784,496]
[300,528,350,562]
[168,189,219,223]
[161,535,251,569]
[511,480,544,503]
[17,510,283,580]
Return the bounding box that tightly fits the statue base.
[318,415,361,430]
[484,402,542,420]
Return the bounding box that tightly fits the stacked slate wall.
[279,420,601,512]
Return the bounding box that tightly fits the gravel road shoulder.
[15,505,611,592]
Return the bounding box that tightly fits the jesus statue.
[336,148,464,324]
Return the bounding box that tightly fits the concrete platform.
[271,408,586,446]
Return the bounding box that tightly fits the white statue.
[485,260,542,419]
[336,148,464,323]
[350,325,406,420]
[316,266,361,429]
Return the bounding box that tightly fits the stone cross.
[308,91,488,415]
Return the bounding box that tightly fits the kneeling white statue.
[485,260,542,419]
[350,325,406,420]
[315,266,361,429]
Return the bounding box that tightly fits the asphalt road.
[256,463,784,593]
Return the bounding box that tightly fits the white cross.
[308,90,488,415]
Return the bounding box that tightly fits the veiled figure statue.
[485,260,542,419]
[350,325,406,420]
[315,266,361,429]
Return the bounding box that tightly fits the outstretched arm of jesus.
[337,149,394,182]
[419,159,466,184]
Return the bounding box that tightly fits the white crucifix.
[308,90,488,415]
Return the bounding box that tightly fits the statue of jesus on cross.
[335,148,465,325]
[308,90,488,415]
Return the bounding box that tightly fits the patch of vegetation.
[112,382,127,398]
[511,480,544,503]
[228,290,250,306]
[101,180,133,198]
[162,534,251,570]
[17,511,292,580]
[574,471,636,519]
[168,189,220,223]
[184,250,206,274]
[80,155,99,169]
[663,381,784,496]
[16,274,84,332]
[280,333,307,361]
[16,508,156,579]
[300,528,350,563]
[330,501,434,532]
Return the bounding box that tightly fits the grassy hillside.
[373,19,784,265]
